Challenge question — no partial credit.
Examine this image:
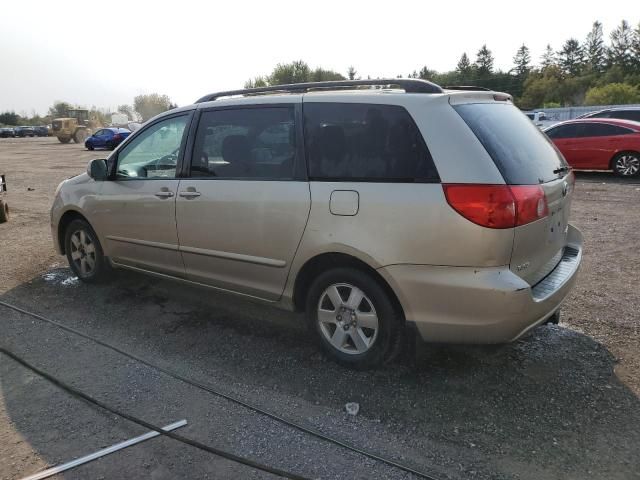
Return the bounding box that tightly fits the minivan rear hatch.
[453,101,574,285]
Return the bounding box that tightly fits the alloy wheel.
[69,229,96,276]
[614,154,640,176]
[317,283,379,355]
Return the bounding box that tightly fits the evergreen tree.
[630,22,640,69]
[475,44,494,76]
[512,44,531,77]
[584,21,606,73]
[540,44,556,70]
[418,66,436,80]
[557,38,584,75]
[347,66,357,80]
[608,20,634,72]
[456,52,472,76]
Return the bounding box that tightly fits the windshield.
[454,103,568,184]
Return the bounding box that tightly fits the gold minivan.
[51,79,582,368]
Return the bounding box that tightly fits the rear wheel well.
[57,211,89,254]
[292,253,405,320]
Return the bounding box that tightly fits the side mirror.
[87,158,108,181]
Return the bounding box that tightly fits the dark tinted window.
[545,124,582,139]
[613,110,640,122]
[192,107,295,179]
[583,123,633,137]
[304,103,438,182]
[454,103,567,184]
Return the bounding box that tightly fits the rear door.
[454,102,574,285]
[175,102,311,301]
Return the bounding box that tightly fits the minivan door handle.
[154,190,174,198]
[179,188,201,199]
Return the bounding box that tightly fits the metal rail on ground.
[0,299,444,480]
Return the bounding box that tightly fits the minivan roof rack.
[196,78,444,103]
[444,85,492,91]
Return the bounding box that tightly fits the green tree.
[418,66,437,80]
[631,21,640,69]
[608,20,634,72]
[133,93,175,122]
[475,44,494,76]
[557,38,584,75]
[584,82,640,105]
[584,21,607,73]
[48,101,73,118]
[456,52,472,77]
[347,66,357,80]
[512,44,531,77]
[540,44,557,70]
[244,77,268,89]
[0,111,20,125]
[269,60,311,84]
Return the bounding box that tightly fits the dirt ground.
[0,137,639,479]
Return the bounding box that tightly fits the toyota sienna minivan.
[51,79,583,368]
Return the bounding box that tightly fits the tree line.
[246,19,640,109]
[0,94,177,127]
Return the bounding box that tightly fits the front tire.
[64,219,111,283]
[612,152,640,177]
[306,268,401,369]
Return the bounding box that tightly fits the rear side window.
[583,123,633,137]
[613,111,640,122]
[304,103,439,182]
[454,103,567,185]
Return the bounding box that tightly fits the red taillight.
[113,133,121,140]
[443,184,548,229]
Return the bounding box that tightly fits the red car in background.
[544,118,640,177]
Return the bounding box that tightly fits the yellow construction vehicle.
[52,109,101,144]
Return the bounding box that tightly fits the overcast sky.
[0,0,637,115]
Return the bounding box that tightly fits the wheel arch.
[609,150,640,170]
[57,210,90,254]
[292,252,405,320]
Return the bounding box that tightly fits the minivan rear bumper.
[378,224,583,344]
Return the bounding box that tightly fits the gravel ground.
[0,137,639,479]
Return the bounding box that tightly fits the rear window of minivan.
[454,103,567,185]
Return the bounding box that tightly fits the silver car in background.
[51,79,582,368]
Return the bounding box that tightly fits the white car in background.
[523,111,559,129]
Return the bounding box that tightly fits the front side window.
[191,107,295,179]
[115,115,188,179]
[304,103,438,182]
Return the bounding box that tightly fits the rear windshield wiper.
[553,165,571,175]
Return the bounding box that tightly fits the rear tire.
[0,200,8,223]
[306,268,401,369]
[612,152,640,177]
[64,219,111,283]
[58,137,71,144]
[545,310,561,325]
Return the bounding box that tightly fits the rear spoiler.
[447,90,513,104]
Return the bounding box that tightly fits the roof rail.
[444,85,492,92]
[196,78,444,103]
